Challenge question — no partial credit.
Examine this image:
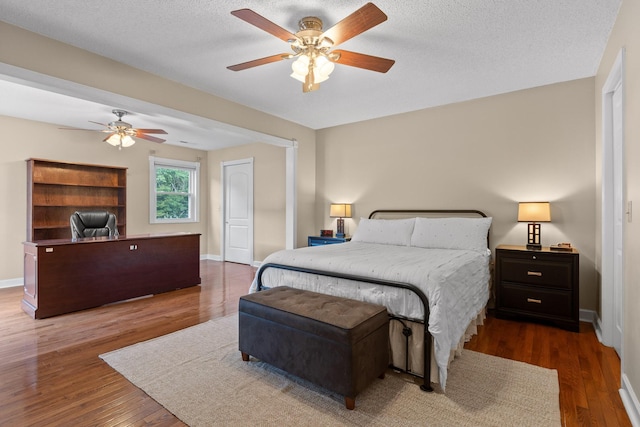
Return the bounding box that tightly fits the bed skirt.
[389,307,486,384]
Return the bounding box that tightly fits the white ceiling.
[0,0,622,150]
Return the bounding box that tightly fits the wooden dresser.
[495,244,579,331]
[22,233,201,319]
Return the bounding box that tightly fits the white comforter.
[249,241,491,388]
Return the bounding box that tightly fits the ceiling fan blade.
[231,9,297,42]
[59,127,99,131]
[321,3,388,46]
[227,53,289,71]
[134,128,167,135]
[332,50,395,73]
[88,121,109,127]
[136,133,166,144]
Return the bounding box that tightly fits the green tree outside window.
[155,167,190,219]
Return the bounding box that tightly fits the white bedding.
[249,241,491,388]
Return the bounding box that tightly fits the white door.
[223,159,253,264]
[611,83,624,356]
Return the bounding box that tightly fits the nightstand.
[308,236,351,246]
[495,244,579,332]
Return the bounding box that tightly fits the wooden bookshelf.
[27,159,127,241]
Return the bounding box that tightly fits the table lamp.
[518,202,551,250]
[330,203,352,238]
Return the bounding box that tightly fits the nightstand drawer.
[500,258,572,289]
[500,284,572,317]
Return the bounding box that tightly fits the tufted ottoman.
[239,286,389,410]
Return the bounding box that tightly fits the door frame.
[219,141,298,265]
[221,158,254,264]
[600,48,625,355]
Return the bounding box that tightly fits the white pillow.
[351,217,416,246]
[410,217,492,252]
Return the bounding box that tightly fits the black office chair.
[70,211,118,239]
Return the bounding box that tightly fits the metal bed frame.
[256,209,489,392]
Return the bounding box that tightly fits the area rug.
[100,314,561,427]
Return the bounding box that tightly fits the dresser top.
[496,244,579,255]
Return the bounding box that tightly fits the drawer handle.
[527,298,542,304]
[527,271,542,277]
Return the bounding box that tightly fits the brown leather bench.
[239,286,389,410]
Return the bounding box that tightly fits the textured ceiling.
[0,0,622,149]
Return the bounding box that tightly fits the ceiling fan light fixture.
[228,4,394,93]
[105,133,122,147]
[315,55,335,80]
[290,53,334,85]
[105,133,136,149]
[291,55,310,79]
[318,37,334,49]
[121,135,136,147]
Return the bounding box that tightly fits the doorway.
[222,158,254,265]
[601,49,624,356]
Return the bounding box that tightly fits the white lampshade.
[120,135,136,147]
[330,203,352,218]
[314,55,335,82]
[517,202,551,222]
[105,133,136,148]
[105,133,122,147]
[291,55,310,82]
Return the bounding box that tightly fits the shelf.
[33,204,126,208]
[33,181,126,189]
[27,159,127,241]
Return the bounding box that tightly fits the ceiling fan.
[60,109,168,149]
[227,2,395,93]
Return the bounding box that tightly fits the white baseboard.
[200,254,222,261]
[579,308,597,326]
[0,278,22,289]
[588,311,638,426]
[621,374,640,427]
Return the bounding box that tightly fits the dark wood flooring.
[0,261,631,426]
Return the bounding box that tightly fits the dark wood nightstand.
[308,236,351,246]
[495,244,579,332]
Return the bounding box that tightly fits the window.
[149,157,200,223]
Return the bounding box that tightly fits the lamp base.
[526,243,542,250]
[336,218,345,238]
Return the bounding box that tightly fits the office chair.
[70,211,118,239]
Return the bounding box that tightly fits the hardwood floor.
[465,315,630,426]
[0,260,631,426]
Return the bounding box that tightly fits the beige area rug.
[100,314,561,427]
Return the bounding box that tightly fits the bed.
[249,209,492,391]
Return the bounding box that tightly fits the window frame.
[149,156,200,224]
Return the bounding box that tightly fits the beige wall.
[0,113,317,281]
[595,0,640,415]
[0,21,317,281]
[317,78,597,310]
[206,139,318,260]
[0,115,208,279]
[207,143,287,261]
